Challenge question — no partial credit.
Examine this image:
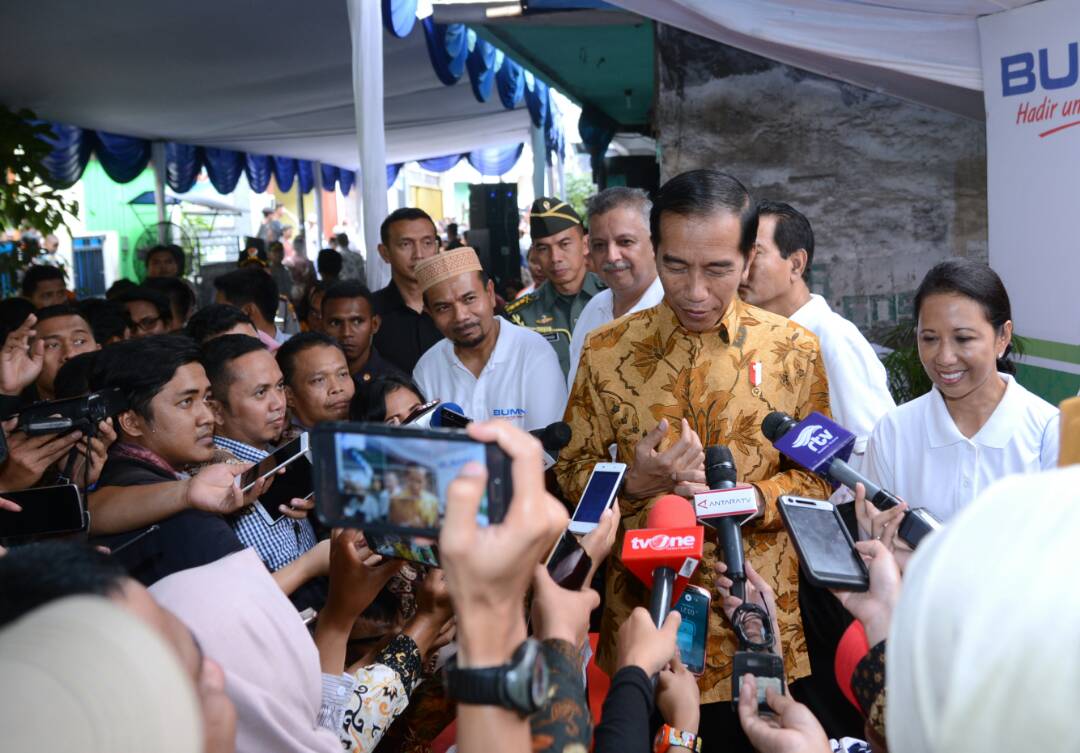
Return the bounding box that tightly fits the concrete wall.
[655,25,988,337]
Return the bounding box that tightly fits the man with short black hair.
[321,280,401,386]
[333,232,367,282]
[201,335,319,580]
[371,207,443,373]
[276,332,354,430]
[185,304,259,344]
[77,299,130,344]
[213,267,286,345]
[21,265,67,309]
[444,223,463,250]
[556,170,832,735]
[144,244,186,278]
[505,197,604,377]
[117,286,172,337]
[87,335,246,585]
[32,304,100,401]
[144,276,196,331]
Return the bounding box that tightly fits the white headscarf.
[887,464,1080,753]
[0,595,203,753]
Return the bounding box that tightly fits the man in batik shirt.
[556,170,831,745]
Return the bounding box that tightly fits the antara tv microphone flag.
[622,494,704,628]
[762,411,941,547]
[698,446,755,600]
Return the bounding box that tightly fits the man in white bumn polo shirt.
[412,247,566,431]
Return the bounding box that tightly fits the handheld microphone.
[530,421,571,470]
[762,411,940,547]
[621,495,704,628]
[703,446,747,600]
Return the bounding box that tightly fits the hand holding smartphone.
[567,462,626,535]
[778,495,869,591]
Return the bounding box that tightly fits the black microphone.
[705,446,746,600]
[762,410,940,547]
[530,421,571,470]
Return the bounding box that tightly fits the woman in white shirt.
[864,259,1059,524]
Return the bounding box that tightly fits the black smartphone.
[0,484,87,539]
[311,422,513,538]
[236,433,309,492]
[544,530,593,591]
[778,495,869,591]
[363,530,440,567]
[254,456,314,526]
[675,584,711,676]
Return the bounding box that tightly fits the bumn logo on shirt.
[493,408,527,417]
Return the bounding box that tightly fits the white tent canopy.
[0,0,531,169]
[608,0,1035,118]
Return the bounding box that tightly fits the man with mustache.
[504,197,605,378]
[412,247,565,431]
[566,187,665,388]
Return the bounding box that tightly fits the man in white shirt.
[412,247,566,431]
[740,200,895,489]
[567,187,665,388]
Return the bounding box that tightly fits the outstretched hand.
[830,539,901,646]
[0,315,43,395]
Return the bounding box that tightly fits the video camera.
[17,388,129,438]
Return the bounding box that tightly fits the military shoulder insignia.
[536,314,554,325]
[504,294,535,313]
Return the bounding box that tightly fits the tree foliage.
[0,106,79,235]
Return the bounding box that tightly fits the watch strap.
[653,723,702,753]
[445,658,506,707]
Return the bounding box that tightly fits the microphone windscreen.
[761,411,797,441]
[705,446,737,485]
[647,494,697,529]
[541,421,572,452]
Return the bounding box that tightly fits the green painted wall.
[80,158,156,282]
[1015,364,1080,405]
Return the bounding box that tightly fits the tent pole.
[347,0,390,291]
[296,189,306,258]
[151,141,167,244]
[530,123,545,199]
[313,162,325,255]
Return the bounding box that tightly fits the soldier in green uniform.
[504,197,605,377]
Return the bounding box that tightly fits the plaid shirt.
[214,435,317,572]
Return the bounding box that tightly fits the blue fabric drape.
[340,169,356,196]
[524,73,549,130]
[202,148,245,194]
[320,163,339,193]
[297,160,315,194]
[382,0,417,38]
[495,55,525,109]
[418,153,464,172]
[467,143,524,176]
[466,36,498,103]
[386,163,403,187]
[38,122,92,190]
[166,143,201,193]
[94,131,151,184]
[422,17,469,86]
[244,153,273,194]
[272,157,297,192]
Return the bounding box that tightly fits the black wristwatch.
[444,637,550,715]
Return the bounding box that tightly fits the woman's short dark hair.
[913,259,1015,374]
[350,374,426,422]
[650,169,758,255]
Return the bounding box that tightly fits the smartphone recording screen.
[333,432,490,532]
[363,530,440,567]
[0,485,85,539]
[783,505,865,580]
[675,588,709,674]
[572,470,622,523]
[240,434,307,490]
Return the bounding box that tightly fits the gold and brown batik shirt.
[555,297,832,704]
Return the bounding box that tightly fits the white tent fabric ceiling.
[0,0,532,169]
[606,0,1037,118]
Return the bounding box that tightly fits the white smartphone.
[567,462,626,535]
